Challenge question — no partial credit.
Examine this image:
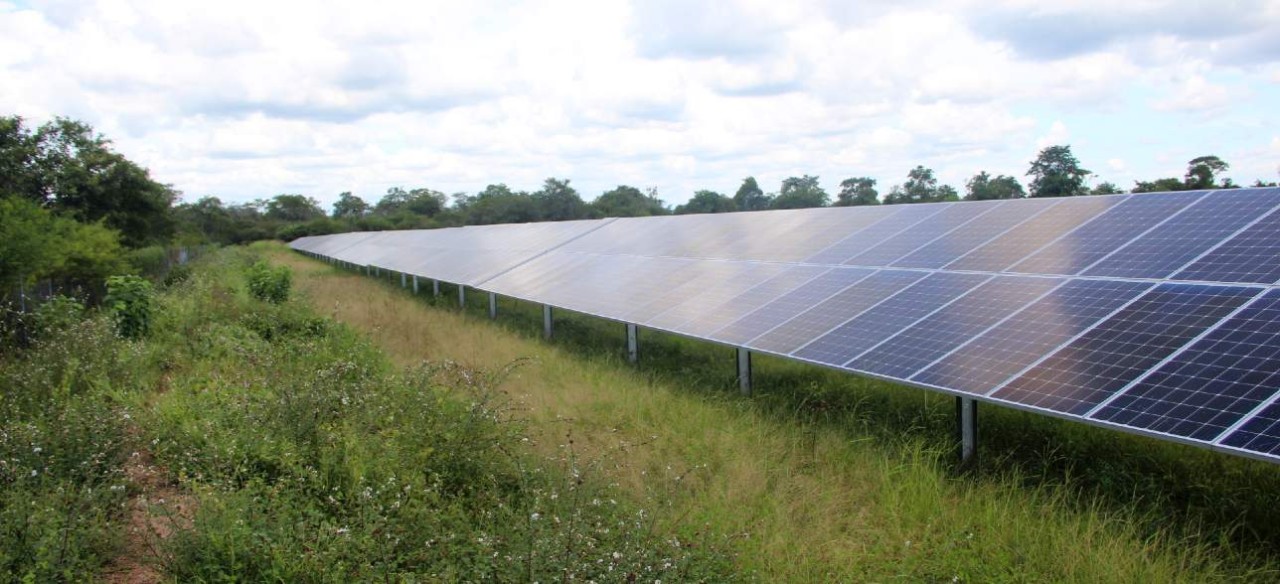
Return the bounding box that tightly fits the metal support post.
[957,396,978,465]
[365,265,370,276]
[412,275,419,294]
[458,284,466,308]
[626,323,639,364]
[488,292,498,319]
[433,279,440,297]
[737,348,753,395]
[543,305,553,339]
[401,272,407,288]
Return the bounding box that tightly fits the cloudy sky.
[2,0,1278,209]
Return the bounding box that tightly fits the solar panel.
[1219,399,1280,456]
[1009,191,1203,276]
[992,284,1259,415]
[789,271,988,365]
[292,187,1280,464]
[1084,189,1280,280]
[847,275,1063,379]
[1091,288,1280,441]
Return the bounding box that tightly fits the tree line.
[4,113,1279,292]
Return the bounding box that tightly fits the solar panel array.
[292,187,1280,463]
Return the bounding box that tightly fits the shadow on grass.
[357,265,1280,566]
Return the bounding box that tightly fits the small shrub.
[246,261,291,303]
[30,295,85,339]
[105,275,154,339]
[125,245,170,280]
[163,263,192,288]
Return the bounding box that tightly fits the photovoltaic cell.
[643,262,787,330]
[993,284,1259,415]
[847,276,1063,380]
[913,279,1153,396]
[792,271,989,366]
[676,265,830,336]
[1172,189,1280,283]
[749,270,929,356]
[945,195,1119,272]
[844,203,994,267]
[713,268,875,345]
[1009,191,1202,276]
[892,198,1059,269]
[1220,400,1280,457]
[804,204,942,265]
[1091,289,1280,441]
[1085,189,1280,279]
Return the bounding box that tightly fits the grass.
[272,242,1280,582]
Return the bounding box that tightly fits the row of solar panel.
[478,258,1280,459]
[554,188,1280,283]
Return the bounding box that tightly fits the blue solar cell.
[677,265,830,335]
[1009,191,1202,276]
[844,203,994,267]
[847,276,1064,379]
[1092,289,1280,441]
[748,270,929,355]
[892,199,1059,269]
[804,205,943,265]
[1220,400,1280,457]
[945,195,1119,272]
[713,268,876,345]
[913,279,1153,395]
[1172,189,1280,283]
[993,284,1259,415]
[791,271,989,366]
[1085,189,1280,279]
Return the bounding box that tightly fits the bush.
[246,261,291,303]
[105,275,154,339]
[31,295,85,339]
[125,245,169,280]
[163,263,192,288]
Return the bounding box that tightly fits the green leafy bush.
[163,263,192,287]
[105,274,154,339]
[246,261,291,303]
[125,245,169,280]
[31,295,85,339]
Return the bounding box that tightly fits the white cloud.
[1,0,1276,207]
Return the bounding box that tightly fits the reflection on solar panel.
[293,187,1280,464]
[1093,289,1280,441]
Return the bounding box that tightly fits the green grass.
[275,243,1280,582]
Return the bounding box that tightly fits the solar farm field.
[269,242,1280,582]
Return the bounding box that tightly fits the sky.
[2,0,1279,210]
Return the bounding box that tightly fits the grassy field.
[270,242,1280,582]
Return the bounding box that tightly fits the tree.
[675,190,736,214]
[884,166,959,204]
[965,172,1025,201]
[265,194,325,222]
[835,177,879,206]
[732,176,771,211]
[0,197,124,291]
[332,191,370,218]
[532,177,588,221]
[1091,182,1123,195]
[1027,145,1091,198]
[593,185,668,217]
[1185,155,1229,189]
[772,175,829,209]
[465,183,537,224]
[1132,177,1187,193]
[374,187,445,218]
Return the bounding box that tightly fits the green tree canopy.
[593,185,668,217]
[332,191,370,218]
[675,190,736,214]
[1027,145,1091,198]
[1091,182,1123,195]
[265,194,325,222]
[732,176,771,211]
[884,166,959,204]
[1185,155,1229,189]
[965,172,1025,201]
[835,177,879,206]
[462,183,537,224]
[374,187,445,217]
[772,175,829,209]
[532,178,588,221]
[1,116,176,247]
[0,196,124,290]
